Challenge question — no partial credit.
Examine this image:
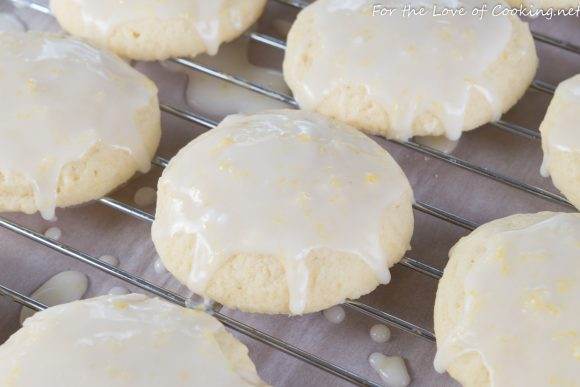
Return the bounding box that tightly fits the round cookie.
[0,294,268,386]
[0,32,161,220]
[50,0,268,61]
[283,0,538,141]
[152,110,414,315]
[434,212,580,387]
[539,74,580,210]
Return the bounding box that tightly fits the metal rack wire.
[0,0,577,385]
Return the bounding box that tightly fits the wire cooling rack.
[0,0,578,386]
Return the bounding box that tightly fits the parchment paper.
[0,1,578,385]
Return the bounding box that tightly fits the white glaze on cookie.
[59,0,241,55]
[286,0,514,140]
[434,213,580,386]
[152,110,413,314]
[540,74,580,177]
[0,32,155,219]
[2,294,264,386]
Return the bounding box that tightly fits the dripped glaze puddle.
[322,306,346,324]
[183,37,289,118]
[153,257,167,274]
[20,270,88,323]
[369,353,411,387]
[134,186,157,208]
[370,324,391,343]
[108,286,130,295]
[43,226,62,241]
[99,254,119,267]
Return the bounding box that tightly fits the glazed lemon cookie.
[50,0,268,61]
[540,74,580,210]
[0,294,268,386]
[152,110,414,315]
[0,32,160,220]
[283,0,538,141]
[434,212,580,387]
